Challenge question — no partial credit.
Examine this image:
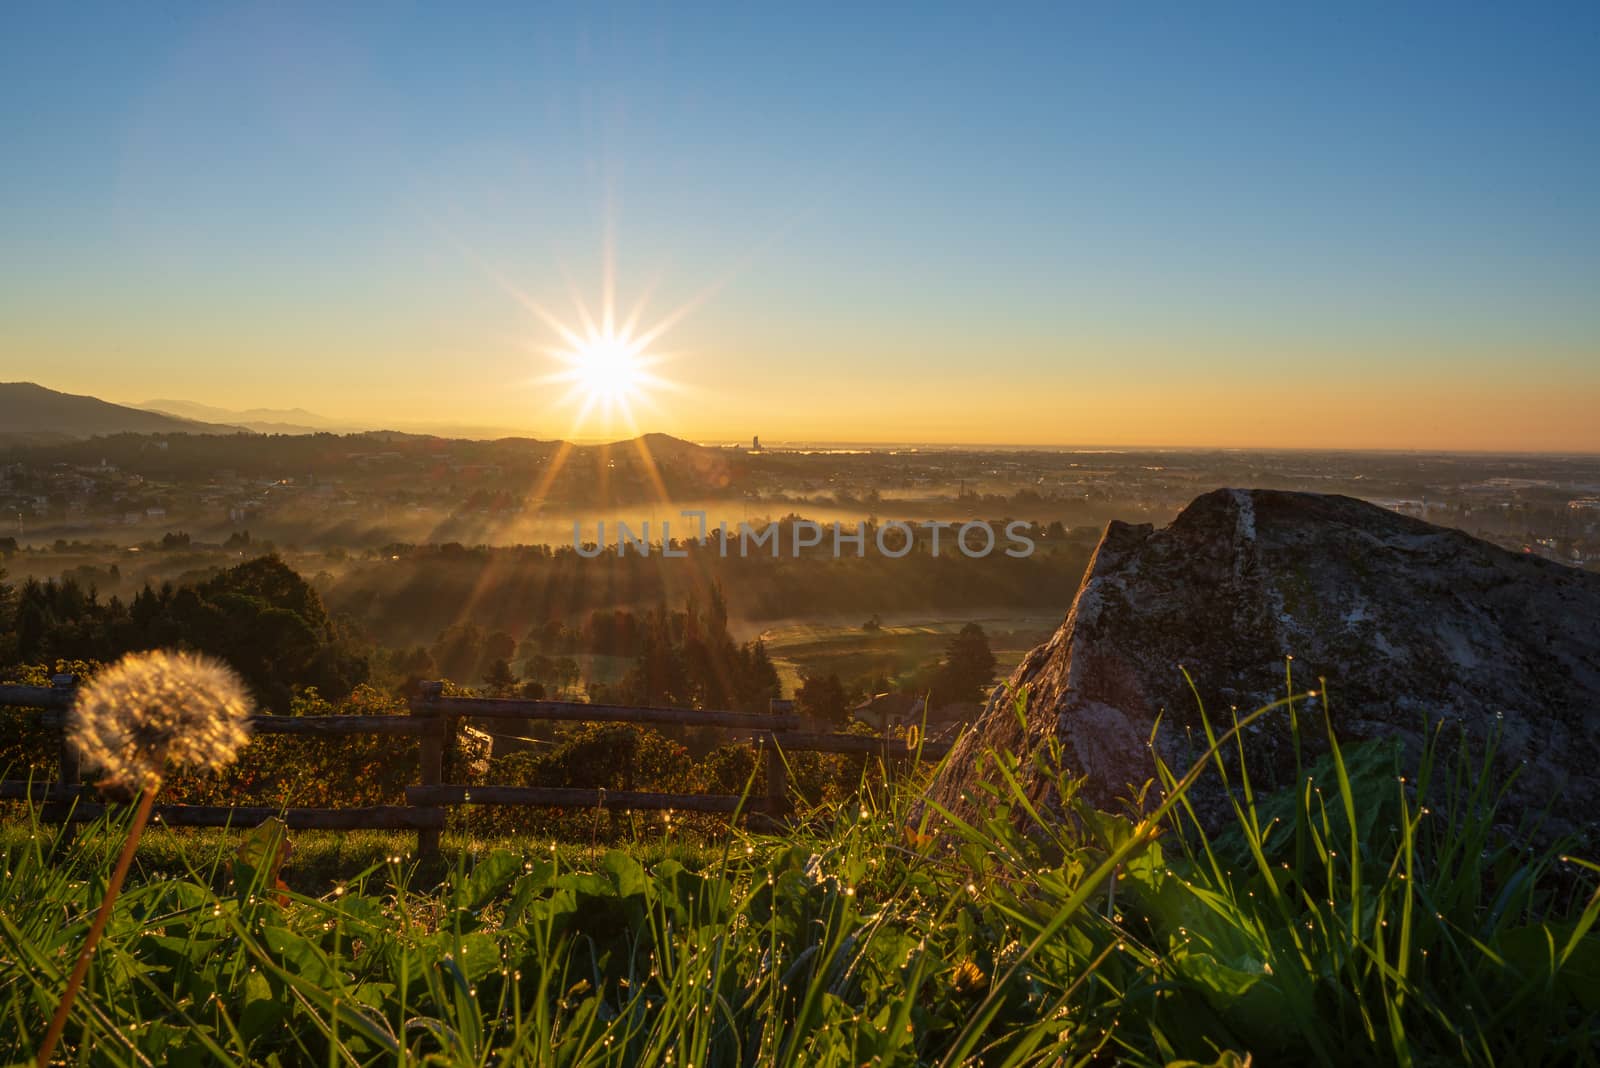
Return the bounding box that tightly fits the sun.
[568,333,645,404]
[542,326,668,434]
[484,248,706,438]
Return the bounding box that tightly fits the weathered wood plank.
[0,684,73,710]
[412,681,447,857]
[35,711,440,736]
[406,784,754,813]
[63,804,444,830]
[243,715,440,737]
[410,694,801,731]
[1,785,445,829]
[765,698,789,820]
[0,781,88,802]
[49,681,84,844]
[749,731,954,758]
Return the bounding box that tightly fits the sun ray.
[628,434,674,510]
[558,262,601,340]
[619,271,662,340]
[602,204,618,337]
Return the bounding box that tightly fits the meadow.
[1,692,1597,1066]
[757,617,1059,699]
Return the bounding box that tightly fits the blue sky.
[2,3,1597,448]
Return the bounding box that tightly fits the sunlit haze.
[2,4,1597,450]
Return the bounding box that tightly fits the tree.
[0,563,14,663]
[475,630,517,682]
[934,623,997,705]
[189,555,369,709]
[623,625,692,706]
[431,622,485,683]
[5,554,367,710]
[741,640,782,713]
[483,657,518,695]
[378,645,436,697]
[521,653,581,697]
[796,672,848,726]
[552,656,581,694]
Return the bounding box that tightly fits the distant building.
[850,692,925,731]
[752,435,762,452]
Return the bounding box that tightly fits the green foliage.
[482,657,517,695]
[0,560,14,663]
[157,686,423,808]
[796,671,848,725]
[322,538,1090,651]
[5,555,367,710]
[0,688,1595,1066]
[494,724,696,795]
[0,658,101,780]
[933,621,997,704]
[615,597,781,713]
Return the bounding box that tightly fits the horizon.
[3,4,1598,451]
[13,375,1600,458]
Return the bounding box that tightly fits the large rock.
[929,489,1600,841]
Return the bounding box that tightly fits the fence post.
[46,674,80,841]
[52,674,80,786]
[766,698,793,820]
[413,681,445,859]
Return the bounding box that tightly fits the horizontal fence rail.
[1,678,954,855]
[36,710,442,736]
[0,783,442,829]
[0,684,73,710]
[406,785,753,813]
[747,730,954,759]
[410,694,802,732]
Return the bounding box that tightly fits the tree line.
[2,552,995,724]
[0,555,366,711]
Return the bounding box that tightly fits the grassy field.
[758,615,1060,696]
[2,693,1597,1066]
[0,823,722,894]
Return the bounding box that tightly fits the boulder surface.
[928,489,1600,840]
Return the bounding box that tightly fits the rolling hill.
[136,398,349,435]
[0,382,248,439]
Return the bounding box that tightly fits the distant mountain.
[133,398,538,439]
[0,382,248,440]
[136,398,348,435]
[610,432,717,458]
[598,431,733,486]
[15,386,720,448]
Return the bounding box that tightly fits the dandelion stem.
[37,787,158,1067]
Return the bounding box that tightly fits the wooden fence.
[0,677,952,856]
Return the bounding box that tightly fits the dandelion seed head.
[70,649,253,790]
